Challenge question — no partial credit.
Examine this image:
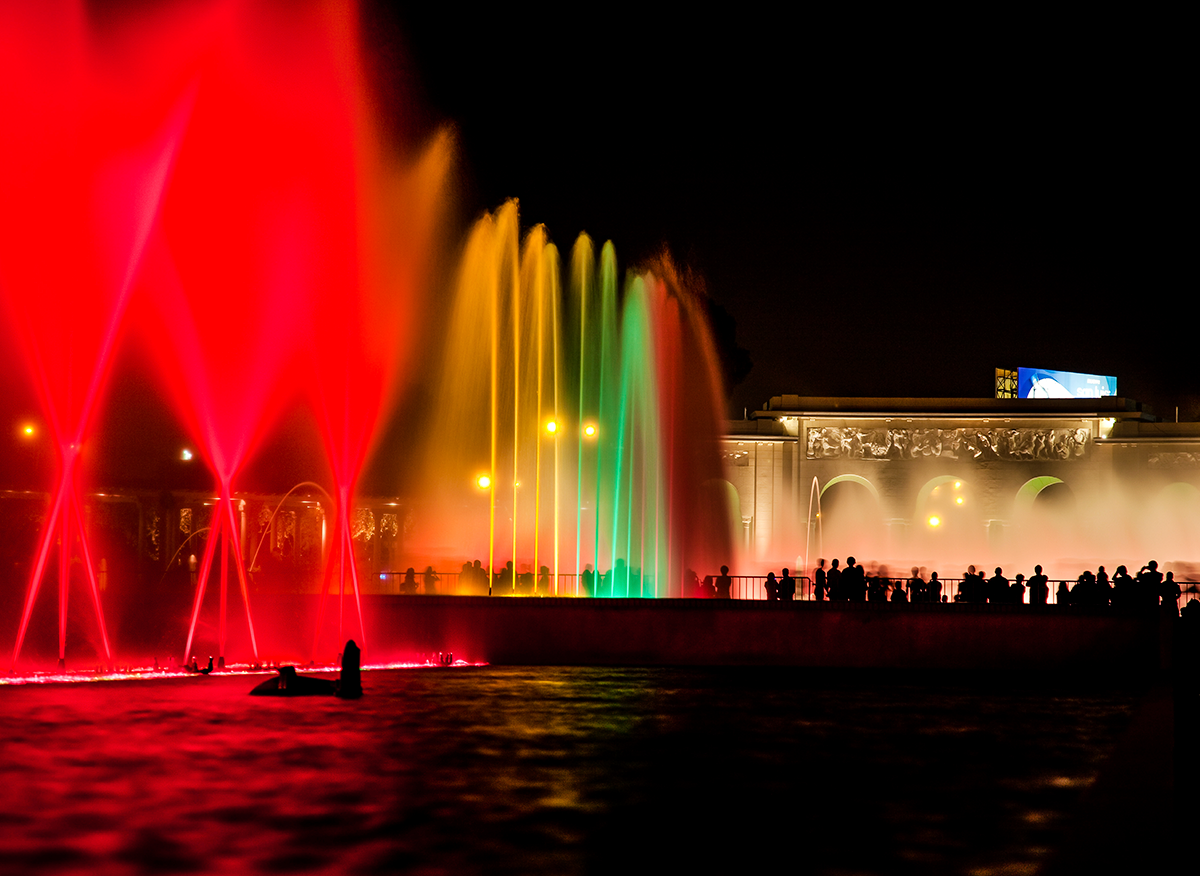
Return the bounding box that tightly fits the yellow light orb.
[583,424,596,438]
[928,515,940,527]
[545,420,557,434]
[955,496,963,505]
[476,474,491,490]
[954,481,962,489]
[22,424,35,437]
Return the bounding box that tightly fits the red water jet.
[0,1,194,669]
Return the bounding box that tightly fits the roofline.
[753,396,1154,420]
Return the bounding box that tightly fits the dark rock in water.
[249,640,362,698]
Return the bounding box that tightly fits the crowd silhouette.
[386,555,1190,611]
[744,556,1187,612]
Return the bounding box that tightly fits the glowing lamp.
[476,474,491,490]
[180,448,193,461]
[928,516,940,527]
[545,420,557,434]
[21,424,35,438]
[955,497,963,505]
[583,424,597,438]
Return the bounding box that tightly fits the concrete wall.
[254,595,1161,672]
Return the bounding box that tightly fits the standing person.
[908,567,924,603]
[1097,565,1111,601]
[1028,565,1050,605]
[929,572,943,603]
[422,565,440,595]
[1110,564,1133,608]
[715,565,733,599]
[1160,570,1182,616]
[1138,561,1164,609]
[1011,574,1027,604]
[844,557,866,601]
[764,571,779,602]
[779,568,796,602]
[987,567,1009,604]
[813,558,827,602]
[826,558,842,601]
[1056,579,1072,606]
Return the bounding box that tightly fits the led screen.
[1018,367,1116,399]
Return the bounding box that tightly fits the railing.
[374,569,1189,610]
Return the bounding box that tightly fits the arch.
[1156,481,1200,504]
[820,474,881,503]
[1014,476,1066,515]
[913,475,968,520]
[818,474,884,558]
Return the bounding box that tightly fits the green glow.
[428,202,730,597]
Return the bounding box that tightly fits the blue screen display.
[1017,367,1117,399]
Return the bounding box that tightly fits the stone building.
[722,396,1200,578]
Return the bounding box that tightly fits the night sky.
[1,4,1190,494]
[377,4,1190,420]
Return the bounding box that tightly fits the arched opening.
[1013,476,1077,569]
[912,475,981,563]
[819,475,884,562]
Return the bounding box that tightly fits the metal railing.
[374,569,1189,610]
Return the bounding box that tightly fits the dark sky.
[374,4,1191,420]
[0,4,1190,495]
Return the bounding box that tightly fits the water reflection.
[0,667,1138,875]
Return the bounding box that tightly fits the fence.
[375,569,1191,609]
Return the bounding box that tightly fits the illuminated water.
[0,666,1138,875]
[419,203,733,596]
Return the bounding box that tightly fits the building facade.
[722,396,1200,578]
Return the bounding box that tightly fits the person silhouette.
[765,571,779,601]
[779,568,796,602]
[1028,565,1050,605]
[715,565,732,599]
[826,558,842,601]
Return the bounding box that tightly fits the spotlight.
[545,420,557,434]
[476,474,491,490]
[928,516,940,527]
[583,424,597,438]
[180,448,193,461]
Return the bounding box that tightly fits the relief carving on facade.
[806,427,1090,461]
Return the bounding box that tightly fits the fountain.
[1,1,447,669]
[0,1,196,669]
[414,202,735,597]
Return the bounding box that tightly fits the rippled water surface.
[0,666,1139,875]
